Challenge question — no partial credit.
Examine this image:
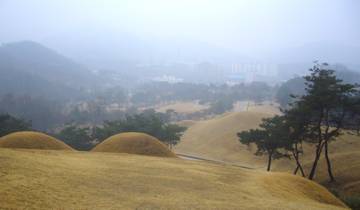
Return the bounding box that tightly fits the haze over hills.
[45,29,253,68]
[0,1,359,208]
[1,0,359,84]
[18,37,360,85]
[0,41,97,100]
[269,42,360,79]
[40,31,258,84]
[37,31,360,82]
[272,42,360,66]
[2,38,360,88]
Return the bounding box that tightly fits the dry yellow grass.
[92,132,176,157]
[175,112,272,167]
[309,152,360,197]
[176,109,360,197]
[272,133,360,197]
[0,131,73,151]
[273,150,360,198]
[0,148,347,209]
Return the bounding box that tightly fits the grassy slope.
[309,152,360,197]
[175,108,360,197]
[0,149,346,210]
[274,134,360,197]
[175,111,272,167]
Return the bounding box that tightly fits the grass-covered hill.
[175,107,360,201]
[175,111,272,167]
[92,132,176,157]
[0,131,73,151]
[0,148,347,210]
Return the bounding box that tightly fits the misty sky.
[0,0,359,56]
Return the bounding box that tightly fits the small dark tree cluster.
[207,96,234,115]
[92,110,186,149]
[56,125,94,151]
[275,77,305,107]
[0,113,32,137]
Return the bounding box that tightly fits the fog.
[0,0,360,81]
[2,2,360,207]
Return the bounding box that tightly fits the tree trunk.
[309,110,325,180]
[308,141,325,180]
[267,152,272,171]
[324,140,335,182]
[292,150,305,177]
[294,143,305,177]
[323,108,336,183]
[293,165,299,175]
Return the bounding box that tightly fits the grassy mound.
[92,132,176,157]
[0,131,73,151]
[175,112,272,166]
[0,148,347,209]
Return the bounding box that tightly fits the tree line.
[0,109,186,151]
[238,62,360,182]
[58,109,186,150]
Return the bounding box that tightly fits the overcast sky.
[0,0,359,56]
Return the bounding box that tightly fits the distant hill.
[271,42,360,80]
[47,30,252,68]
[0,41,97,100]
[276,67,360,107]
[277,42,360,67]
[43,31,253,84]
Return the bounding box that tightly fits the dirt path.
[176,153,263,170]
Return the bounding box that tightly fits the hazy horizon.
[1,0,359,59]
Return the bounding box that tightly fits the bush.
[342,196,360,210]
[56,125,93,151]
[0,114,31,137]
